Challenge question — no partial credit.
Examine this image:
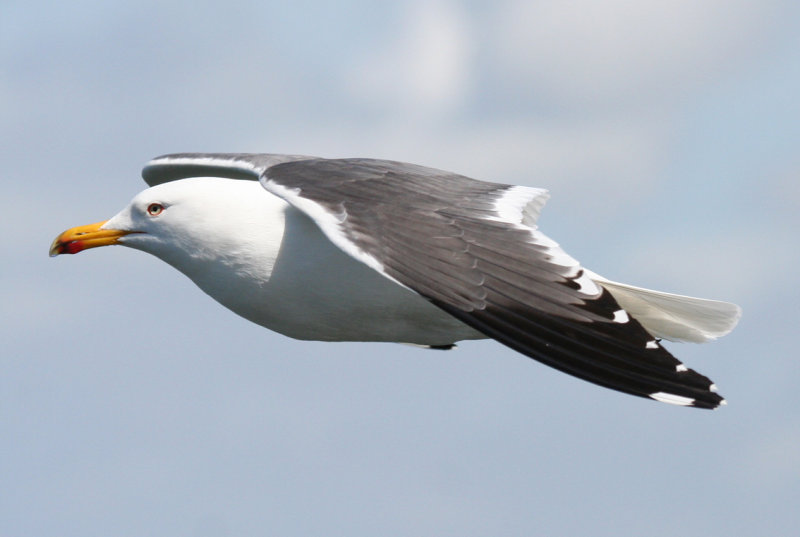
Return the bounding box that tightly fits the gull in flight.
[50,154,741,409]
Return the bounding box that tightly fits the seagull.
[50,153,741,409]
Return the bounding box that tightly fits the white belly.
[192,205,485,345]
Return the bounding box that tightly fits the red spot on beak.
[62,240,85,255]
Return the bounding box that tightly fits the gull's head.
[50,178,287,269]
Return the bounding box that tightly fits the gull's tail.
[586,271,742,343]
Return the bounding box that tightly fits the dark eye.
[147,203,164,216]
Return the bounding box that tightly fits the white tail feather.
[585,271,742,343]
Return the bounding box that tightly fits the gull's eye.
[147,203,164,216]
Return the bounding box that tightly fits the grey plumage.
[140,153,737,408]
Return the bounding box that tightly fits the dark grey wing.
[141,153,317,186]
[262,158,725,409]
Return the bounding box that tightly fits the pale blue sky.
[3,1,799,536]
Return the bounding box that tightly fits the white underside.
[189,202,486,345]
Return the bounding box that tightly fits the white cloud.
[621,227,794,302]
[490,0,780,108]
[343,0,473,116]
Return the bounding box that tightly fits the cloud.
[343,0,473,117]
[620,226,795,303]
[488,0,781,109]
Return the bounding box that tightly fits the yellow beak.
[49,220,133,256]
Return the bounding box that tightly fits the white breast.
[160,181,484,345]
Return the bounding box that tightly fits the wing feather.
[260,157,724,409]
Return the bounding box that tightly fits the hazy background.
[3,1,799,535]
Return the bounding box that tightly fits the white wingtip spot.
[646,340,659,349]
[710,383,719,393]
[612,309,630,323]
[676,364,689,372]
[574,270,601,296]
[650,392,696,406]
[491,185,550,227]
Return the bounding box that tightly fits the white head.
[50,177,289,289]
